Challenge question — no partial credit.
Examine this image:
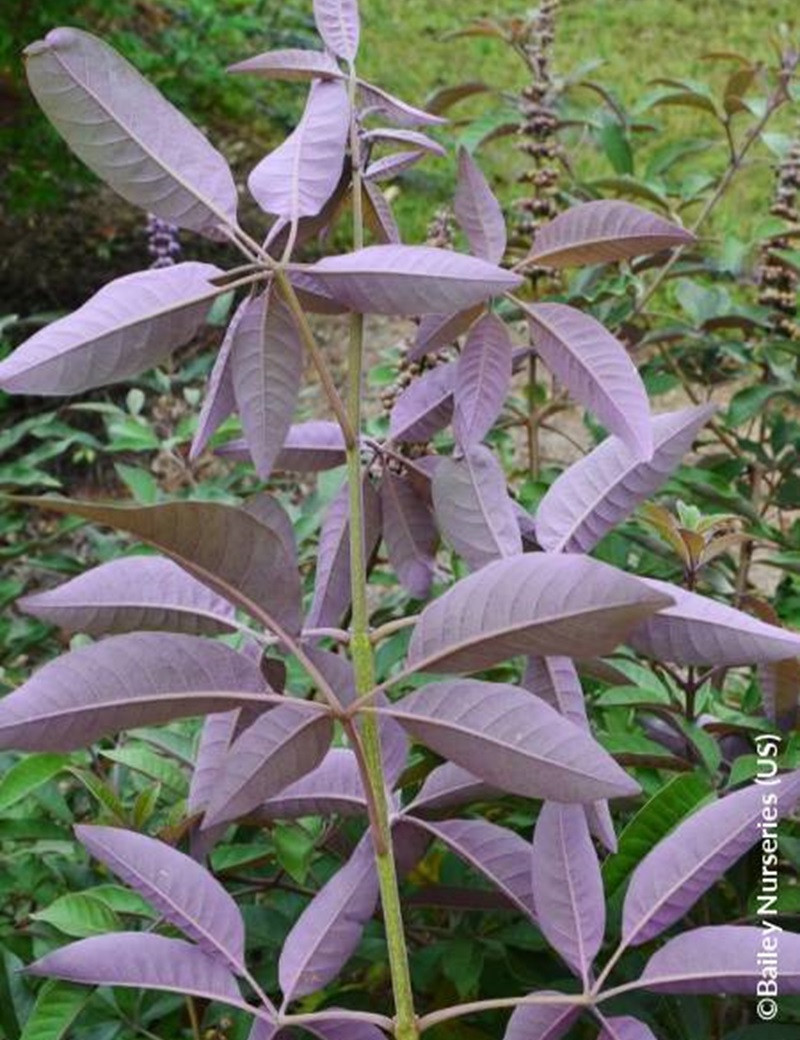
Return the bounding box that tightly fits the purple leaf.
[380,471,438,598]
[388,679,640,802]
[408,761,499,814]
[640,925,800,993]
[75,825,247,971]
[535,404,716,553]
[365,150,427,182]
[279,834,378,999]
[503,999,582,1040]
[406,553,673,674]
[24,30,238,238]
[230,290,304,480]
[26,933,243,1005]
[307,246,521,316]
[454,148,507,263]
[389,363,455,443]
[203,703,334,827]
[432,446,522,571]
[586,799,618,855]
[244,492,298,571]
[189,711,241,815]
[228,48,344,81]
[531,803,605,981]
[249,80,350,223]
[258,748,366,818]
[408,306,482,362]
[524,302,652,460]
[20,556,236,637]
[598,1016,658,1040]
[362,179,401,244]
[527,200,694,268]
[0,263,221,395]
[522,657,587,728]
[190,299,246,459]
[357,80,447,128]
[0,633,271,751]
[17,498,303,636]
[307,476,382,629]
[407,816,536,920]
[250,421,348,472]
[628,579,800,665]
[314,0,360,61]
[291,1018,388,1040]
[289,269,350,314]
[453,313,513,449]
[622,771,800,946]
[364,127,445,157]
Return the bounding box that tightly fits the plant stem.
[344,62,418,1040]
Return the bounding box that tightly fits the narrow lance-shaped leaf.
[524,302,653,460]
[0,633,272,752]
[24,29,238,237]
[453,313,513,449]
[363,127,446,157]
[75,825,248,973]
[407,761,499,814]
[387,679,640,802]
[18,980,89,1040]
[627,578,800,665]
[531,803,605,982]
[189,710,241,816]
[190,297,247,460]
[407,553,673,674]
[216,421,347,471]
[314,0,360,61]
[365,151,427,183]
[279,834,378,1000]
[406,816,536,920]
[389,362,455,443]
[20,556,237,637]
[307,245,521,315]
[432,446,522,571]
[231,289,304,480]
[228,49,345,81]
[536,404,716,553]
[203,703,334,827]
[502,999,582,1040]
[26,934,244,1006]
[362,179,401,243]
[598,1017,658,1040]
[14,498,303,635]
[454,147,507,263]
[249,80,350,223]
[408,306,482,362]
[0,263,221,396]
[527,199,695,268]
[258,748,366,819]
[622,770,800,945]
[357,80,447,128]
[640,926,800,993]
[307,476,382,629]
[380,471,438,599]
[0,754,69,814]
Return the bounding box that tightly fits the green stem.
[344,61,418,1040]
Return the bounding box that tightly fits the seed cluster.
[759,127,800,341]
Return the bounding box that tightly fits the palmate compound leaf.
[380,471,438,599]
[403,816,536,920]
[531,803,605,982]
[19,555,237,637]
[228,48,345,81]
[524,302,653,460]
[13,498,303,635]
[432,445,522,571]
[24,29,238,238]
[502,999,582,1040]
[527,199,695,268]
[535,404,717,553]
[279,833,378,1000]
[622,770,800,946]
[0,263,222,396]
[307,245,521,315]
[454,147,507,263]
[314,0,360,61]
[386,679,640,802]
[639,925,800,993]
[26,934,245,1007]
[453,312,513,450]
[0,632,274,752]
[627,579,800,665]
[75,826,246,972]
[406,553,673,674]
[230,289,304,480]
[202,703,334,827]
[249,79,350,223]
